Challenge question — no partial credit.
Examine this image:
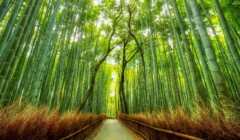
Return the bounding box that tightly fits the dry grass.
[0,104,105,140]
[118,108,240,140]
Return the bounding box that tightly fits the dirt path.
[90,119,141,140]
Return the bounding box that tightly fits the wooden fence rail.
[119,116,203,140]
[59,118,103,140]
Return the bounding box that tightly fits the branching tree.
[77,8,123,112]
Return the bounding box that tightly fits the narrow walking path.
[91,119,139,140]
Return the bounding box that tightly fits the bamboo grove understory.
[0,0,240,124]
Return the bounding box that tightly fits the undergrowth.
[118,108,240,140]
[0,104,105,140]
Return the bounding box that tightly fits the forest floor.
[88,119,143,140]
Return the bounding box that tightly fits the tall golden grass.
[0,104,105,140]
[118,108,240,139]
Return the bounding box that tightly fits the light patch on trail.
[91,119,141,140]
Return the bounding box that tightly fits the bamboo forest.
[0,0,240,139]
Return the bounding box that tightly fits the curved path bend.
[90,119,142,140]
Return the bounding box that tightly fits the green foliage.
[0,0,239,119]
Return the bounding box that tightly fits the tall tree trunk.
[189,0,229,108]
[183,0,218,111]
[213,0,240,73]
[0,0,24,64]
[0,0,12,21]
[172,0,202,101]
[119,62,129,113]
[31,0,61,105]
